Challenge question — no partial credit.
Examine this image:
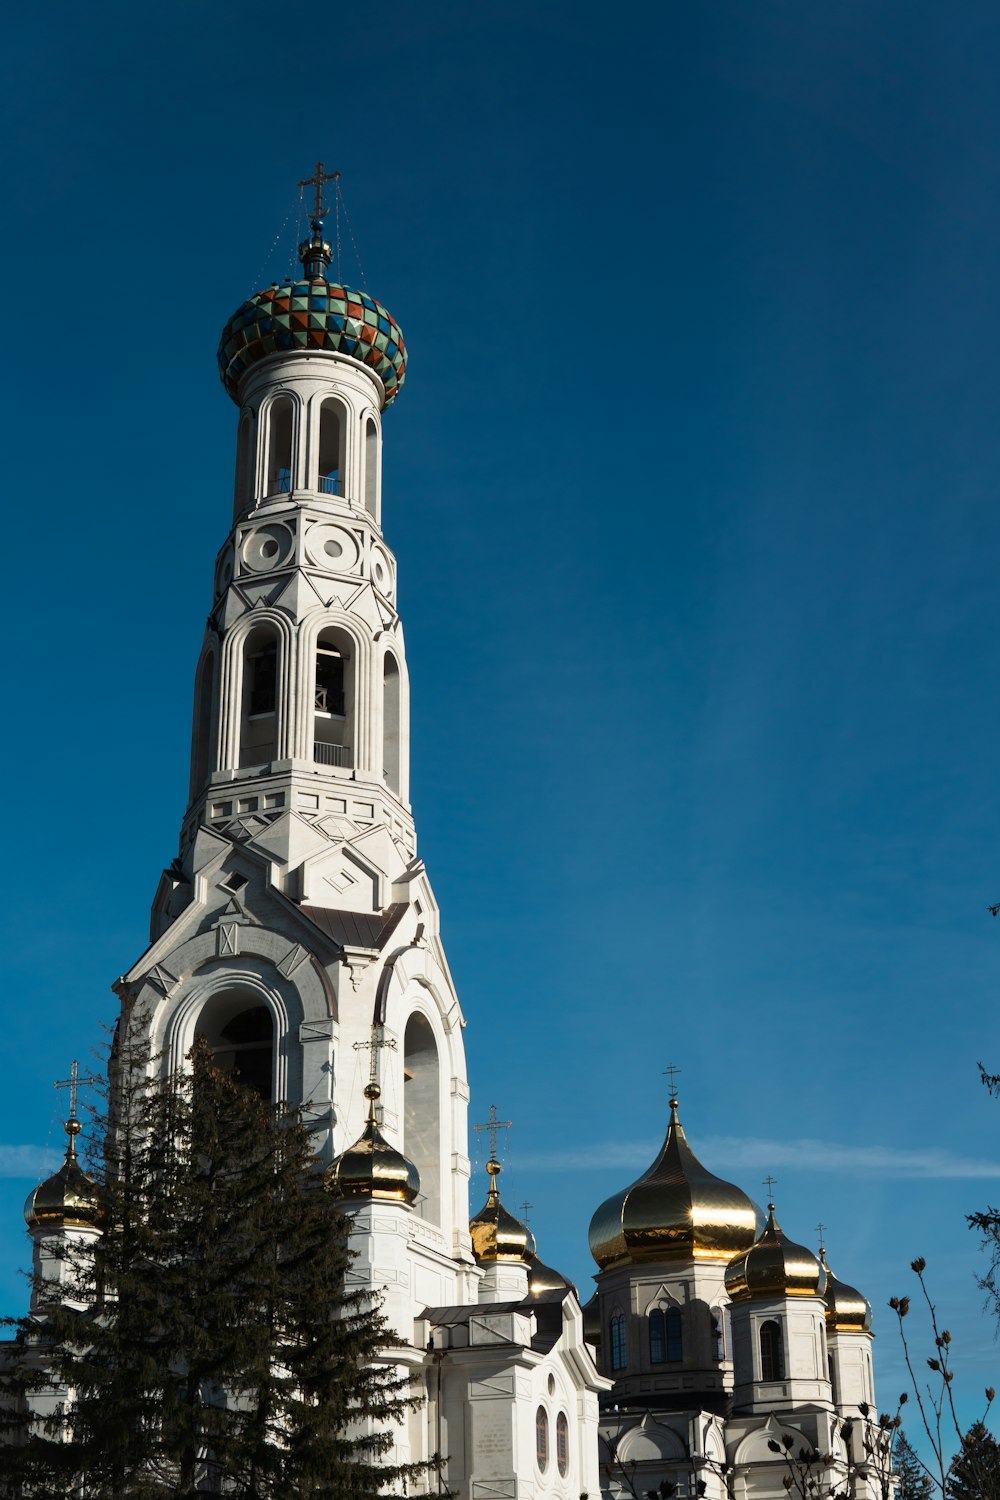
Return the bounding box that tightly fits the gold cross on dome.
[474,1104,512,1161]
[53,1060,97,1121]
[662,1062,682,1098]
[298,160,340,221]
[353,1023,396,1087]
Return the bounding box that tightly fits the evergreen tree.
[894,1430,933,1500]
[1,1018,435,1498]
[948,1421,1000,1500]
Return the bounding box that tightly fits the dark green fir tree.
[894,1430,933,1500]
[1,1013,436,1499]
[948,1421,1000,1500]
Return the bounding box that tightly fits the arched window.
[535,1407,548,1472]
[234,412,253,516]
[383,652,400,795]
[364,416,378,516]
[318,399,344,497]
[711,1306,725,1361]
[556,1412,569,1477]
[313,626,353,769]
[404,1013,440,1223]
[240,627,278,769]
[197,993,274,1103]
[190,650,216,797]
[649,1307,666,1364]
[666,1307,683,1361]
[610,1311,628,1372]
[759,1319,785,1381]
[266,397,293,496]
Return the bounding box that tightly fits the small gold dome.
[820,1249,872,1332]
[325,1084,420,1206]
[527,1251,576,1298]
[588,1097,760,1269]
[470,1159,536,1263]
[24,1119,102,1231]
[724,1202,827,1302]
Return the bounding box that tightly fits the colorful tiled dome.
[217,221,407,407]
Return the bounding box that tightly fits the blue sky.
[2,0,999,1453]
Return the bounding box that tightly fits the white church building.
[7,179,887,1500]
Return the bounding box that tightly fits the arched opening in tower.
[190,650,216,798]
[383,652,400,795]
[240,626,278,769]
[318,399,345,497]
[196,992,275,1103]
[403,1012,440,1224]
[364,416,379,517]
[313,625,353,769]
[266,397,293,496]
[234,411,254,516]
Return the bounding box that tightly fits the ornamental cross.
[53,1061,97,1121]
[353,1023,396,1087]
[763,1175,777,1203]
[474,1104,512,1161]
[816,1222,827,1251]
[520,1200,533,1225]
[662,1062,682,1097]
[298,160,340,221]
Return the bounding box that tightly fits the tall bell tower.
[117,177,479,1344]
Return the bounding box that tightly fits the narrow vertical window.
[266,397,293,496]
[610,1312,628,1372]
[383,652,400,795]
[556,1412,569,1477]
[234,413,253,515]
[666,1307,683,1361]
[318,399,344,496]
[648,1308,666,1364]
[759,1319,785,1381]
[240,630,278,769]
[364,415,378,515]
[190,650,216,797]
[313,628,352,769]
[711,1307,725,1361]
[535,1407,548,1472]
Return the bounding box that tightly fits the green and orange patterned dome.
[217,219,407,407]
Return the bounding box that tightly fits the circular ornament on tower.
[370,543,394,599]
[242,523,293,574]
[305,522,358,571]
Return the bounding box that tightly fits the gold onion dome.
[24,1119,102,1230]
[588,1096,760,1269]
[527,1251,577,1299]
[470,1159,536,1263]
[325,1083,420,1205]
[724,1201,828,1301]
[820,1249,872,1332]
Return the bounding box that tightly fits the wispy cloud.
[0,1146,61,1180]
[517,1137,1000,1180]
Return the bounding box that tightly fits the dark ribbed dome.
[725,1203,827,1302]
[325,1084,420,1206]
[589,1097,760,1269]
[24,1120,102,1231]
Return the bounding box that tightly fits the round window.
[535,1406,548,1473]
[556,1411,569,1478]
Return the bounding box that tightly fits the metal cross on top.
[520,1200,533,1226]
[298,161,340,221]
[815,1222,827,1252]
[662,1062,682,1098]
[53,1060,97,1121]
[353,1023,396,1087]
[763,1175,778,1204]
[474,1104,512,1162]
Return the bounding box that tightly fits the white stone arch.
[642,1283,683,1316]
[233,406,257,520]
[733,1419,808,1467]
[377,943,467,1243]
[376,631,409,802]
[617,1418,687,1464]
[218,608,296,766]
[360,404,382,522]
[163,965,293,1104]
[295,607,373,766]
[258,385,306,495]
[189,635,220,800]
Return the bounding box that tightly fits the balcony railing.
[266,468,292,497]
[239,744,274,768]
[314,742,351,768]
[319,471,341,496]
